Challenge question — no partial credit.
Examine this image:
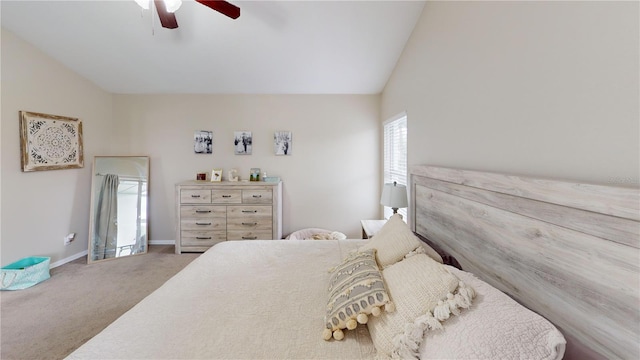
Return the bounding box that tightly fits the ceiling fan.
[136,0,240,29]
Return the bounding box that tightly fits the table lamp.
[380,181,408,215]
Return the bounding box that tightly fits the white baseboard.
[50,241,175,268]
[50,250,88,268]
[149,240,175,245]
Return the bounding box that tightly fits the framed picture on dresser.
[211,169,222,182]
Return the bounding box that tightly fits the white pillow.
[367,254,475,359]
[359,214,442,268]
[417,267,566,360]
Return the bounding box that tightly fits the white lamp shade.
[134,0,150,9]
[164,0,182,13]
[380,182,408,209]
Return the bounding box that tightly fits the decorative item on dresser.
[175,180,282,254]
[211,168,222,182]
[249,168,261,181]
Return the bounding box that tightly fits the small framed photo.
[274,131,292,155]
[234,131,252,155]
[211,168,222,182]
[19,111,84,172]
[250,168,261,182]
[196,172,207,181]
[194,130,212,154]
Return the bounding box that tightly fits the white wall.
[112,94,381,241]
[382,1,639,185]
[1,29,114,266]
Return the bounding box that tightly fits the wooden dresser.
[175,180,282,254]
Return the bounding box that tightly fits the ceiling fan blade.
[196,0,240,19]
[155,0,178,29]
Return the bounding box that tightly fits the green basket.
[1,256,51,290]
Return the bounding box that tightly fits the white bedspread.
[68,239,565,360]
[67,240,376,360]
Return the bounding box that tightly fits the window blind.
[383,113,407,220]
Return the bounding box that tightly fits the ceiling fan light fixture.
[163,0,183,13]
[134,0,150,10]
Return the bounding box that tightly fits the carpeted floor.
[0,245,199,360]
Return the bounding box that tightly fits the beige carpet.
[0,245,199,360]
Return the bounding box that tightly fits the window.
[383,112,407,220]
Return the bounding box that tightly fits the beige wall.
[1,28,381,266]
[1,29,114,266]
[112,94,381,241]
[382,1,639,185]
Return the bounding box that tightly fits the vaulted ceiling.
[1,1,425,94]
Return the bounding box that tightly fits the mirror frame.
[88,156,150,264]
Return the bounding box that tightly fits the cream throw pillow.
[367,254,475,359]
[359,214,442,268]
[323,249,394,341]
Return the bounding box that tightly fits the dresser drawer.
[181,218,226,231]
[242,189,273,204]
[180,190,211,204]
[211,190,242,204]
[180,205,226,218]
[227,230,273,241]
[181,230,226,246]
[227,205,272,218]
[227,217,272,231]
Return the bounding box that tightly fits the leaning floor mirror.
[88,156,149,263]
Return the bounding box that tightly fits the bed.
[67,165,639,360]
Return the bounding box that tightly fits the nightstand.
[360,220,387,239]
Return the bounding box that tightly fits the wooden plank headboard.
[409,165,639,360]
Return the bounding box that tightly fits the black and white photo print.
[194,130,212,154]
[274,131,292,155]
[234,131,252,155]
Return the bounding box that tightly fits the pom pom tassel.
[414,311,443,332]
[357,313,369,324]
[391,323,422,360]
[424,312,443,331]
[457,281,476,305]
[433,300,451,321]
[391,284,477,359]
[391,312,442,360]
[385,302,396,313]
[446,293,461,316]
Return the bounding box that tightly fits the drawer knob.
[222,195,232,198]
[242,222,258,226]
[196,237,212,240]
[242,210,258,213]
[252,195,262,198]
[196,222,212,226]
[242,236,257,240]
[191,195,201,198]
[195,210,212,213]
